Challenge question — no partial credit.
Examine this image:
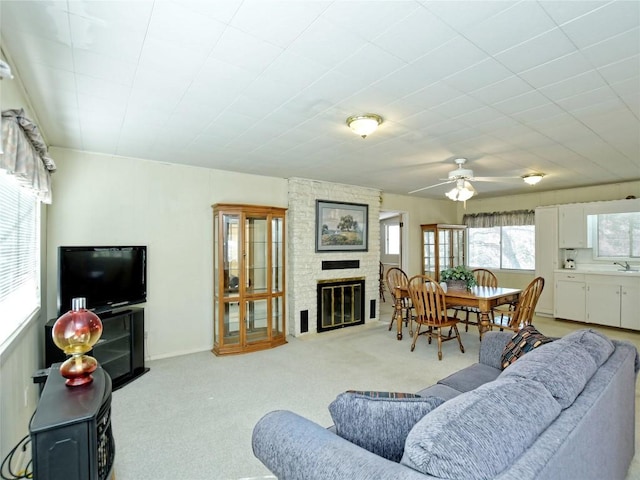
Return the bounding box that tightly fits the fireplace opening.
[317,278,365,333]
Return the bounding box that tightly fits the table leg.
[478,311,490,340]
[396,297,403,340]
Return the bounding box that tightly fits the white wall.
[46,147,287,360]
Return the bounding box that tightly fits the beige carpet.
[111,301,640,479]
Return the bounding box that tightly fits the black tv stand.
[45,307,149,390]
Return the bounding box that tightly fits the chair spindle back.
[507,276,545,328]
[408,275,449,327]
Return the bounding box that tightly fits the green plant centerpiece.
[440,265,477,291]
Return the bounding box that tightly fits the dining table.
[393,284,522,340]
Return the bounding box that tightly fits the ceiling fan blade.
[472,176,521,183]
[408,180,454,194]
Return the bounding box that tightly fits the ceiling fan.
[408,158,520,197]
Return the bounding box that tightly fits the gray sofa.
[252,329,639,479]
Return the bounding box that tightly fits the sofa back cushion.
[562,328,615,366]
[401,377,561,479]
[329,391,444,462]
[500,334,600,408]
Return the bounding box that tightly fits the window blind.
[0,170,40,345]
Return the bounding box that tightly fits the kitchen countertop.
[555,268,640,277]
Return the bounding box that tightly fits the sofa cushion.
[479,331,515,369]
[329,391,444,463]
[500,338,597,409]
[437,362,501,392]
[563,328,614,367]
[401,377,561,479]
[416,383,462,401]
[501,325,554,369]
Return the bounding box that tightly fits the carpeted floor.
[111,301,640,479]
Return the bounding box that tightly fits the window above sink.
[589,211,639,261]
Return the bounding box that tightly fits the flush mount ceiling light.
[445,179,476,202]
[522,173,545,185]
[346,114,383,138]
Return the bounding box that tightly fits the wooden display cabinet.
[420,224,466,281]
[212,204,287,355]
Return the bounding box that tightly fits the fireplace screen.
[317,278,365,332]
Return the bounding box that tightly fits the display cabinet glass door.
[421,224,467,281]
[270,217,284,339]
[423,229,436,278]
[245,215,267,294]
[223,214,240,296]
[272,217,284,293]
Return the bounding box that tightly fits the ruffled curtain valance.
[1,108,56,203]
[463,209,535,228]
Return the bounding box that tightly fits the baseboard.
[147,345,212,361]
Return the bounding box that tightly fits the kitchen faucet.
[613,261,631,271]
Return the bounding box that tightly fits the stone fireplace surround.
[287,178,380,336]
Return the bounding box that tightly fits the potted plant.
[440,265,477,291]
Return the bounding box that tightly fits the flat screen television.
[58,246,147,315]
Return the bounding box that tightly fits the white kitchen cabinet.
[585,278,620,327]
[620,281,640,330]
[554,273,585,321]
[558,204,587,248]
[555,273,640,330]
[535,206,558,316]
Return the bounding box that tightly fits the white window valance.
[1,109,56,203]
[463,210,535,228]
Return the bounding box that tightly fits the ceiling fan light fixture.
[522,173,545,185]
[346,114,382,138]
[445,179,476,202]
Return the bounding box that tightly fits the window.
[464,210,535,270]
[0,170,40,345]
[385,224,400,255]
[468,226,535,270]
[594,212,640,258]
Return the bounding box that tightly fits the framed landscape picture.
[315,200,368,252]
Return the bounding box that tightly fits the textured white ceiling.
[1,0,639,199]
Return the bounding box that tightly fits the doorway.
[379,210,406,281]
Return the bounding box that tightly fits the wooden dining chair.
[385,267,412,333]
[489,276,545,333]
[452,268,498,331]
[407,275,465,361]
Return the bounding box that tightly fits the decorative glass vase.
[52,297,103,387]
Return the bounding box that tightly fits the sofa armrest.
[479,331,514,369]
[252,410,431,480]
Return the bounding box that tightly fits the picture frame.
[315,200,368,252]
